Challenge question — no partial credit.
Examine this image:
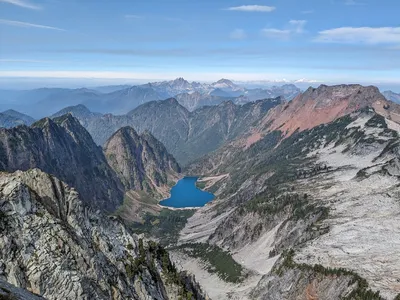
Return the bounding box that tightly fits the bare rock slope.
[0,169,206,300]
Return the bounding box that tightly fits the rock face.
[104,127,180,197]
[0,278,44,300]
[0,114,124,211]
[54,98,281,165]
[0,169,206,300]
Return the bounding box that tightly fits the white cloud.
[0,19,65,31]
[230,29,246,39]
[262,20,307,39]
[315,27,400,44]
[0,0,41,10]
[227,5,275,12]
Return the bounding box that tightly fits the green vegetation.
[131,209,195,246]
[124,239,197,299]
[195,181,206,190]
[273,249,384,300]
[175,243,245,283]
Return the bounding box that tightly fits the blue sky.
[0,0,399,89]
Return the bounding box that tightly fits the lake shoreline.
[159,176,215,209]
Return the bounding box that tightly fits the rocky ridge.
[0,168,207,300]
[0,114,124,211]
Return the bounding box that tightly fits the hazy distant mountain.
[0,109,35,128]
[1,78,300,118]
[383,90,400,103]
[0,87,101,118]
[92,84,133,93]
[101,85,162,114]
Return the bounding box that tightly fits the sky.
[0,0,399,90]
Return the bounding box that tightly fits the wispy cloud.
[124,14,144,20]
[262,20,307,39]
[227,5,275,12]
[315,27,400,44]
[261,28,291,39]
[0,59,59,63]
[0,0,41,10]
[0,19,65,31]
[289,20,307,33]
[344,0,365,5]
[230,29,246,39]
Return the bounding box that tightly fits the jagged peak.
[112,126,140,138]
[53,113,82,127]
[31,117,55,129]
[172,77,188,83]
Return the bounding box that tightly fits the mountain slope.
[0,114,124,211]
[104,126,180,198]
[237,84,400,148]
[181,107,400,299]
[0,169,206,300]
[127,98,282,165]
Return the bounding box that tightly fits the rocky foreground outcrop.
[0,169,206,300]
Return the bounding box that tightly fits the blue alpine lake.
[159,177,215,208]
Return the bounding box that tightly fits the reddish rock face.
[244,84,400,147]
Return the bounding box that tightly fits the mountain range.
[0,78,301,118]
[50,97,282,166]
[1,82,400,300]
